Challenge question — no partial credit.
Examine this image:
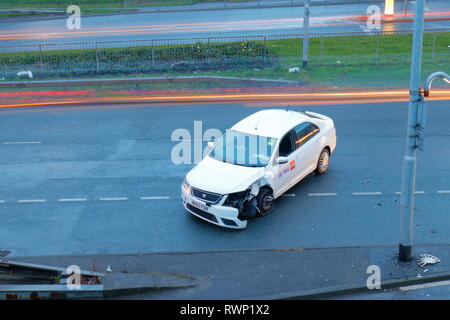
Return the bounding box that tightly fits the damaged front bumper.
[181,186,247,229]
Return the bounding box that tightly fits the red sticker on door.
[290,160,296,170]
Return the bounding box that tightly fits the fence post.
[151,40,155,66]
[375,34,380,62]
[38,44,43,72]
[95,42,100,72]
[432,31,437,61]
[302,0,310,67]
[319,36,323,61]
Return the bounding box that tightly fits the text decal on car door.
[278,165,290,178]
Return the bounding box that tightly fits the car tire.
[315,148,330,175]
[257,187,274,216]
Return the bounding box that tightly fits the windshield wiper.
[233,163,264,168]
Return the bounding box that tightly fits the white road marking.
[395,191,426,195]
[399,280,450,291]
[99,197,128,201]
[5,189,449,205]
[352,192,382,196]
[140,196,171,200]
[2,141,42,145]
[58,198,87,202]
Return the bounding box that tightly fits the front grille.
[186,203,218,223]
[191,187,222,204]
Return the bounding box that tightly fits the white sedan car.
[181,109,336,229]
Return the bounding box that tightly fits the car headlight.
[182,178,191,194]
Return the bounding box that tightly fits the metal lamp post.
[398,0,450,260]
[398,70,450,261]
[398,0,425,262]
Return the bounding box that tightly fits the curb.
[258,271,450,299]
[0,76,305,88]
[103,284,196,298]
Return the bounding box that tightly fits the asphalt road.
[0,99,449,257]
[1,1,449,48]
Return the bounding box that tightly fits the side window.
[278,131,294,157]
[294,122,320,148]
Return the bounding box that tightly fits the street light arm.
[424,71,450,97]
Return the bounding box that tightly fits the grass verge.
[1,32,450,89]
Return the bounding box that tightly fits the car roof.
[231,109,312,138]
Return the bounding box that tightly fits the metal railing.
[122,0,381,9]
[1,29,449,80]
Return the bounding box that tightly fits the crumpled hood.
[186,156,265,195]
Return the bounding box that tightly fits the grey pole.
[302,0,310,67]
[399,0,425,261]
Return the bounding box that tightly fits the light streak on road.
[3,89,450,108]
[1,11,449,42]
[0,100,89,109]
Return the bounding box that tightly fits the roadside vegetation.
[0,0,134,16]
[1,32,449,89]
[0,0,252,10]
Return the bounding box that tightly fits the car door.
[272,130,297,197]
[292,122,321,180]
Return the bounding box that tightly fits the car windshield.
[209,129,277,167]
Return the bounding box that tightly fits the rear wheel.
[315,148,330,175]
[257,187,274,216]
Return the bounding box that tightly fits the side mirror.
[276,156,288,164]
[207,141,215,149]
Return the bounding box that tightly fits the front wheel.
[315,148,330,175]
[257,188,274,216]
